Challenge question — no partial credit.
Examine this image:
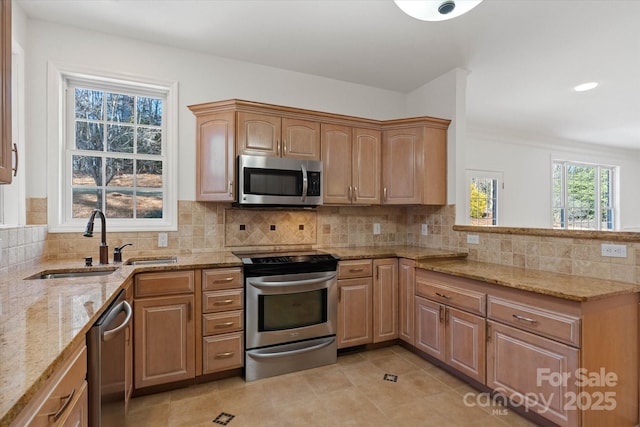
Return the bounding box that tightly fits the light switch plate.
[421,224,428,235]
[601,243,627,258]
[467,234,480,244]
[373,223,381,235]
[158,233,168,247]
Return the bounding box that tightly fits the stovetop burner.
[234,250,339,276]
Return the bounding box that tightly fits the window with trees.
[552,160,615,230]
[467,170,501,226]
[48,64,177,232]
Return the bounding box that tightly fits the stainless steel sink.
[26,267,118,280]
[124,256,178,266]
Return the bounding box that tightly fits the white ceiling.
[15,0,640,150]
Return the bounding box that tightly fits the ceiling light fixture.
[394,0,483,22]
[573,82,599,92]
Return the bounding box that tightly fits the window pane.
[552,207,565,228]
[107,124,134,153]
[106,93,135,123]
[136,191,163,218]
[106,158,134,187]
[137,160,162,188]
[72,155,102,186]
[106,189,133,218]
[469,177,497,226]
[137,127,162,155]
[72,188,101,218]
[552,162,563,207]
[137,97,163,126]
[75,88,103,120]
[75,122,104,151]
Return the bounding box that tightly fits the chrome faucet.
[84,209,109,265]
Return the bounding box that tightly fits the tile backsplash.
[0,225,48,276]
[24,198,640,285]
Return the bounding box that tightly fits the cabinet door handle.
[215,322,235,328]
[445,307,450,325]
[228,181,233,195]
[283,140,287,155]
[512,314,538,324]
[435,292,451,299]
[12,143,18,177]
[213,277,235,283]
[187,302,192,321]
[47,388,76,422]
[214,299,234,305]
[353,186,357,201]
[215,352,235,359]
[383,187,387,201]
[348,186,352,201]
[277,141,281,156]
[487,323,492,342]
[439,305,444,323]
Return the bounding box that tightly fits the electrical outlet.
[373,223,381,235]
[158,233,168,247]
[421,224,428,235]
[601,243,627,258]
[467,234,480,244]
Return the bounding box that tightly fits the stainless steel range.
[237,250,339,382]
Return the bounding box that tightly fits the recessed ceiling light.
[394,0,483,22]
[573,82,598,92]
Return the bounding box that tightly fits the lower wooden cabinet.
[487,320,579,427]
[202,332,243,374]
[373,258,398,343]
[133,271,196,390]
[134,295,195,389]
[337,277,372,348]
[398,259,415,345]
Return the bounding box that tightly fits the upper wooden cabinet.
[0,0,12,185]
[382,120,448,205]
[321,124,381,205]
[189,100,450,205]
[237,112,320,159]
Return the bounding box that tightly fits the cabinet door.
[487,320,579,427]
[398,259,415,345]
[422,127,447,205]
[196,112,235,201]
[382,127,422,204]
[352,128,381,205]
[373,258,398,343]
[321,123,352,204]
[337,277,372,348]
[237,112,281,157]
[0,0,11,184]
[445,306,485,384]
[415,296,445,361]
[282,118,320,159]
[134,295,195,389]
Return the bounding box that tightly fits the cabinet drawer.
[416,279,486,316]
[203,289,243,313]
[135,270,194,297]
[202,332,244,374]
[202,268,243,291]
[487,296,580,347]
[203,310,243,336]
[338,260,373,279]
[13,344,87,427]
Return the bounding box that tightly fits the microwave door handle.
[301,163,308,202]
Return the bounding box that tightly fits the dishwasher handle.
[103,300,132,342]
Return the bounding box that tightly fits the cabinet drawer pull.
[215,322,235,328]
[213,277,234,283]
[47,388,76,422]
[512,314,538,324]
[215,352,235,359]
[349,268,364,272]
[435,292,451,299]
[214,299,235,305]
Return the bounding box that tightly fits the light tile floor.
[126,345,539,426]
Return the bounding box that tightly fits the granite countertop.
[416,258,640,302]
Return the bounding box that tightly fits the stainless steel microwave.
[237,155,323,207]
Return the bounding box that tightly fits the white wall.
[465,127,640,230]
[23,19,407,201]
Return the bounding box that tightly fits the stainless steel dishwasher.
[87,289,132,427]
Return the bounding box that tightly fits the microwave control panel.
[307,171,321,196]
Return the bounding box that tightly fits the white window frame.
[47,62,178,232]
[551,159,618,231]
[465,169,503,226]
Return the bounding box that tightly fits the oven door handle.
[248,273,336,289]
[247,336,335,359]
